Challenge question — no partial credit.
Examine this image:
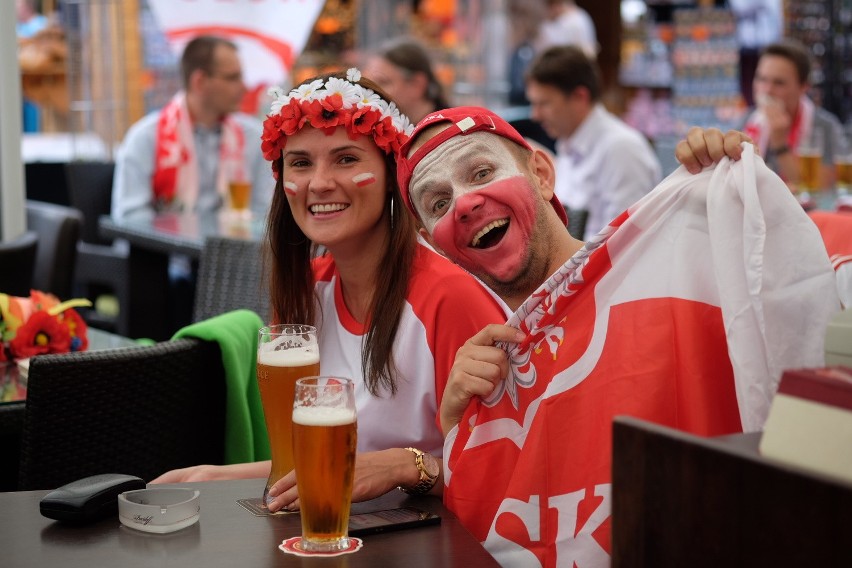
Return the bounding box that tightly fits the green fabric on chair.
[172,309,270,464]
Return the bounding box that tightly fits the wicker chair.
[17,338,226,490]
[192,236,270,323]
[0,231,39,297]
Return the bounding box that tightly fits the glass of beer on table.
[256,324,320,508]
[797,131,824,193]
[292,376,357,553]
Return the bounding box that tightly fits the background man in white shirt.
[525,44,661,239]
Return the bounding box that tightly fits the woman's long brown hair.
[264,73,417,397]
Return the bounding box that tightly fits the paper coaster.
[279,536,363,557]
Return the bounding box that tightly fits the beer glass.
[257,324,319,508]
[292,376,357,552]
[228,179,252,213]
[797,131,823,193]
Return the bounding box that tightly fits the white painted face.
[408,131,545,288]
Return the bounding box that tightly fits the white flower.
[354,86,382,109]
[373,98,391,118]
[324,77,361,108]
[294,79,325,101]
[394,113,414,135]
[346,68,362,83]
[267,85,285,99]
[269,98,287,115]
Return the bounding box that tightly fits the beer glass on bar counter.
[292,376,357,553]
[257,324,320,508]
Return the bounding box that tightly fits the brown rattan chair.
[17,338,226,490]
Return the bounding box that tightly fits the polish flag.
[443,145,840,567]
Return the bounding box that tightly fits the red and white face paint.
[283,181,298,196]
[352,172,377,187]
[409,132,541,283]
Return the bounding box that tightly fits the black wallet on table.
[39,473,146,523]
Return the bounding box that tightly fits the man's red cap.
[396,106,568,226]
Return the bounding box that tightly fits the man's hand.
[440,324,525,436]
[758,96,792,147]
[675,127,756,174]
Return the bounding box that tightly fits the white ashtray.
[118,488,200,534]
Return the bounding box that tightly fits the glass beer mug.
[292,376,357,552]
[256,324,319,508]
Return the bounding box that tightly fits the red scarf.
[443,146,839,567]
[152,92,245,212]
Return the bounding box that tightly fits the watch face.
[421,453,440,478]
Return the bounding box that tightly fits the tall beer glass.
[292,376,357,552]
[798,131,824,193]
[257,324,319,508]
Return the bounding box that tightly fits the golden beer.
[257,325,319,508]
[836,159,852,190]
[228,180,252,211]
[798,152,821,191]
[292,406,357,550]
[257,352,319,480]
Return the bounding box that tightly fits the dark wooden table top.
[0,478,498,568]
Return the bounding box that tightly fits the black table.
[99,212,264,340]
[0,478,499,567]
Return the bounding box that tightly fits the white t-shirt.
[311,243,506,457]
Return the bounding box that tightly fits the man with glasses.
[112,35,271,220]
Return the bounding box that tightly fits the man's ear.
[188,69,207,93]
[529,148,557,201]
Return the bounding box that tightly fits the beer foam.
[293,406,356,426]
[258,347,319,367]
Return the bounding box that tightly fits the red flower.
[280,100,307,136]
[9,310,71,359]
[303,94,345,132]
[348,107,381,139]
[373,116,400,154]
[261,113,286,162]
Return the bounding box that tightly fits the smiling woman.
[151,69,507,516]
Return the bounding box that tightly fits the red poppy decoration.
[9,310,72,359]
[1,291,90,361]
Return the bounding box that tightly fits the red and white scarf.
[152,92,246,212]
[443,146,839,567]
[808,210,852,308]
[744,95,815,159]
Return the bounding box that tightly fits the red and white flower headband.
[261,68,415,179]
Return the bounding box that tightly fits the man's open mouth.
[470,218,509,249]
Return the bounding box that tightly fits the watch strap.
[397,447,438,495]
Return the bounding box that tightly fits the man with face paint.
[397,107,840,566]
